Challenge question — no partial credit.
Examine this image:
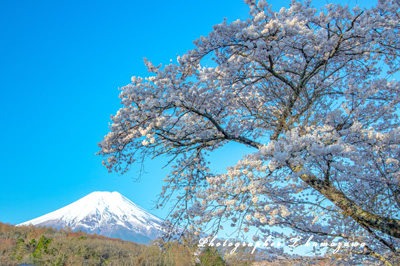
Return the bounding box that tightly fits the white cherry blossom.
[99,1,400,264]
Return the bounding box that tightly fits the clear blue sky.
[0,0,376,225]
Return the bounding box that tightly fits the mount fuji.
[18,191,164,244]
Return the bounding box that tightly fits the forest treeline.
[0,222,258,266]
[0,222,338,265]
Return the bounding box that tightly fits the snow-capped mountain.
[18,191,164,244]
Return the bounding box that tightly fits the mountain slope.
[18,191,164,244]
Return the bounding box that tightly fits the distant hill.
[0,222,224,266]
[0,222,333,266]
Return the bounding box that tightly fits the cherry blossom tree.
[98,0,400,264]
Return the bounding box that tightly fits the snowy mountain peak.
[18,191,164,244]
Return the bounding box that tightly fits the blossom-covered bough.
[98,0,400,264]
